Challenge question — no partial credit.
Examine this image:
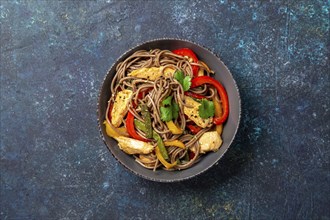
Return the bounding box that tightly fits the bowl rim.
[97,37,241,182]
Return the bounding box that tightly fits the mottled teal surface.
[1,0,329,219]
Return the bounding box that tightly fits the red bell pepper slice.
[125,88,153,142]
[191,76,229,124]
[187,124,202,134]
[133,87,153,107]
[172,48,199,77]
[126,111,149,142]
[189,151,195,160]
[136,88,152,100]
[184,91,206,99]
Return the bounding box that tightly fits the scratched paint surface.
[0,0,329,219]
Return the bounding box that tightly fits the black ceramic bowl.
[98,38,241,182]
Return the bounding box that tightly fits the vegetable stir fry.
[104,48,229,171]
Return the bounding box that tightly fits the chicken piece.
[198,131,222,153]
[114,136,154,155]
[128,66,175,81]
[138,155,154,164]
[163,66,176,76]
[111,90,133,127]
[183,96,213,128]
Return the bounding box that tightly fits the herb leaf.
[172,103,179,119]
[182,76,191,91]
[174,70,191,91]
[198,99,215,119]
[160,106,172,122]
[160,96,180,122]
[174,70,184,85]
[162,96,173,106]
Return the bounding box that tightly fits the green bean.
[134,119,169,160]
[141,104,153,138]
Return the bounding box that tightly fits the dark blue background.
[1,0,329,219]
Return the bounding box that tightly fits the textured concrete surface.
[1,0,329,219]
